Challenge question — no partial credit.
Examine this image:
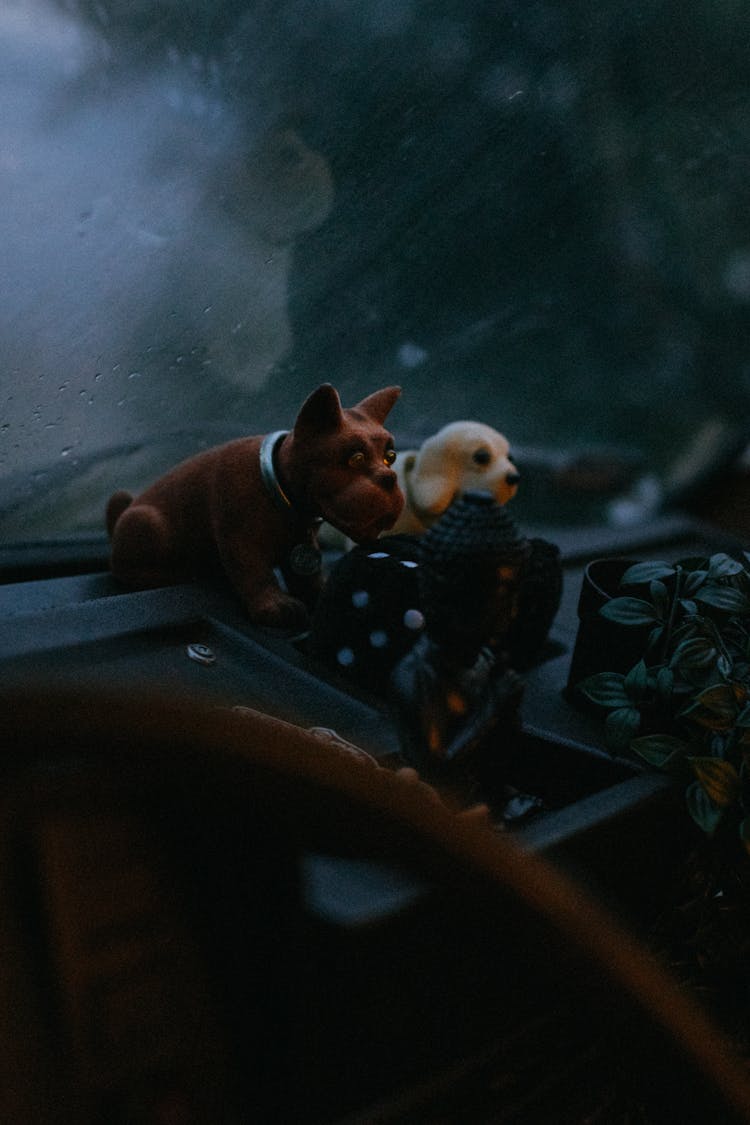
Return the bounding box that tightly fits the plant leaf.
[683,570,708,596]
[577,672,629,709]
[624,659,649,699]
[681,684,738,730]
[600,597,659,626]
[649,580,669,618]
[669,636,718,671]
[605,706,641,750]
[620,561,674,586]
[686,781,725,835]
[689,757,741,808]
[648,624,665,651]
[631,733,687,768]
[694,586,750,613]
[656,666,674,698]
[708,553,745,579]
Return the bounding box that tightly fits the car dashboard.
[2,508,749,1122]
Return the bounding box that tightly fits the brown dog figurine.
[106,383,403,627]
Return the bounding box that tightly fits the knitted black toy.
[388,491,530,770]
[308,491,562,701]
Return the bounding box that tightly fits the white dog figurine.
[387,421,520,536]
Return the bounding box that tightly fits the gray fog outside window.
[1,0,749,538]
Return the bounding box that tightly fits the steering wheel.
[1,684,749,1124]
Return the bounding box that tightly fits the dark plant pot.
[565,556,650,707]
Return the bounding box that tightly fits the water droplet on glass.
[396,341,428,368]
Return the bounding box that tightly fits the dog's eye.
[473,448,491,466]
[384,448,397,466]
[507,453,515,465]
[348,451,366,468]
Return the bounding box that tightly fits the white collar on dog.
[259,430,293,512]
[259,430,323,531]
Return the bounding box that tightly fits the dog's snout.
[507,470,521,486]
[379,469,398,492]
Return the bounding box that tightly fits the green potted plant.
[569,552,750,854]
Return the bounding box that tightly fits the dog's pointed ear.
[293,383,345,436]
[355,386,401,424]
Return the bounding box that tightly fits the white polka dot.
[403,608,425,631]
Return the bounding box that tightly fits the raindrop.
[367,551,389,559]
[396,341,428,368]
[400,559,419,569]
[128,371,142,380]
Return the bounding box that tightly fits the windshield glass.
[2,0,749,539]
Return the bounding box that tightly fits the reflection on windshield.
[2,0,749,536]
